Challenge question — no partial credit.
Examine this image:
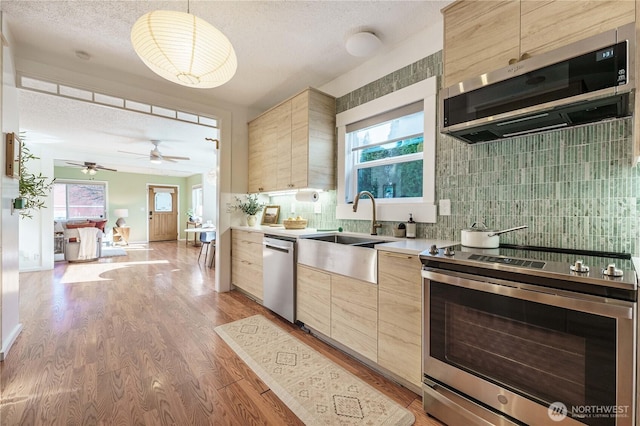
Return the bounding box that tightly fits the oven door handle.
[423,267,634,320]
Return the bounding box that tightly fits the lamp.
[130,9,237,89]
[114,209,129,227]
[81,165,97,175]
[345,31,382,57]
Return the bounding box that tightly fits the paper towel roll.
[295,190,319,202]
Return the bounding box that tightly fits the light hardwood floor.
[1,241,444,425]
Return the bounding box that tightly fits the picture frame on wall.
[5,132,21,179]
[261,205,280,225]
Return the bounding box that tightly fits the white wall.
[1,12,23,360]
[319,22,444,98]
[18,143,54,271]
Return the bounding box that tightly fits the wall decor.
[262,205,280,225]
[5,132,21,178]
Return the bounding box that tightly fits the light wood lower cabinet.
[296,265,331,336]
[377,250,423,388]
[331,274,378,363]
[231,230,263,300]
[296,265,378,363]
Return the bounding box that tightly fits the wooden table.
[186,221,201,246]
[184,227,217,268]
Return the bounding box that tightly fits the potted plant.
[18,145,55,219]
[228,193,265,226]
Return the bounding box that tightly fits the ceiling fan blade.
[162,155,190,161]
[96,165,118,172]
[117,150,147,157]
[65,161,85,167]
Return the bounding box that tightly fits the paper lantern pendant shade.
[131,10,237,89]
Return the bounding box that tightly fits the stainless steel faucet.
[352,190,382,235]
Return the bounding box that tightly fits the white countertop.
[231,225,458,255]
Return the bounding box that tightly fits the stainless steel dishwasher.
[262,235,296,323]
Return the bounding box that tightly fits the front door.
[148,185,178,241]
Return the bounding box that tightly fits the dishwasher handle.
[263,242,291,253]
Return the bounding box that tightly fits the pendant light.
[131,4,237,89]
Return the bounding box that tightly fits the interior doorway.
[148,185,179,241]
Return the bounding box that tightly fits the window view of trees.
[348,107,424,201]
[53,182,106,220]
[357,136,423,198]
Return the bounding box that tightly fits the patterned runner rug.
[215,315,415,425]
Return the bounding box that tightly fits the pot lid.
[463,222,496,232]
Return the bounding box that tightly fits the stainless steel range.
[420,244,638,426]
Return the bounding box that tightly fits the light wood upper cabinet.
[231,230,264,301]
[248,88,336,193]
[520,0,634,57]
[296,265,331,336]
[377,250,423,388]
[443,0,520,88]
[442,0,635,88]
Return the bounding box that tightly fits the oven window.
[430,282,616,426]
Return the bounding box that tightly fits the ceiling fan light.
[81,167,89,174]
[131,10,237,89]
[89,168,97,175]
[150,157,163,164]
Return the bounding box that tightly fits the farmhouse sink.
[303,234,391,246]
[297,234,392,284]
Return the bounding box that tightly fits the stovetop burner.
[420,244,638,301]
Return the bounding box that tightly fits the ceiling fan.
[65,161,117,175]
[119,140,191,164]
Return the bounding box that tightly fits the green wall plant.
[19,145,55,219]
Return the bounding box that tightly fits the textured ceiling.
[1,1,451,177]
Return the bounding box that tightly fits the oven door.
[423,268,636,426]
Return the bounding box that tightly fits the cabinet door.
[248,118,264,193]
[260,111,278,192]
[296,265,331,335]
[275,102,293,190]
[290,91,309,189]
[231,230,264,300]
[443,0,520,87]
[378,250,423,387]
[331,274,378,362]
[521,0,635,57]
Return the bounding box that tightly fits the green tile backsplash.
[271,50,640,256]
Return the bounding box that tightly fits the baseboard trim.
[0,323,23,361]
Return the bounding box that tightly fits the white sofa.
[64,227,103,262]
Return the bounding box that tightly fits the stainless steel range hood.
[440,23,635,144]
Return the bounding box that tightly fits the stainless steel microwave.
[440,23,635,144]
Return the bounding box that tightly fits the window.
[192,185,203,217]
[347,102,424,201]
[53,181,107,220]
[336,77,437,223]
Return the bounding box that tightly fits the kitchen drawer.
[232,229,263,244]
[232,258,263,300]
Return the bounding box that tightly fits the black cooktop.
[420,244,638,300]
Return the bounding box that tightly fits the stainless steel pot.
[461,223,528,248]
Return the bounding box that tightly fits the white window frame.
[53,179,109,220]
[336,76,437,223]
[192,184,203,217]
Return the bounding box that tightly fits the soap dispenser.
[406,213,416,239]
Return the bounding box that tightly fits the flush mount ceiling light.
[345,31,382,57]
[131,9,237,89]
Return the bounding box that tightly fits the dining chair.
[198,231,216,268]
